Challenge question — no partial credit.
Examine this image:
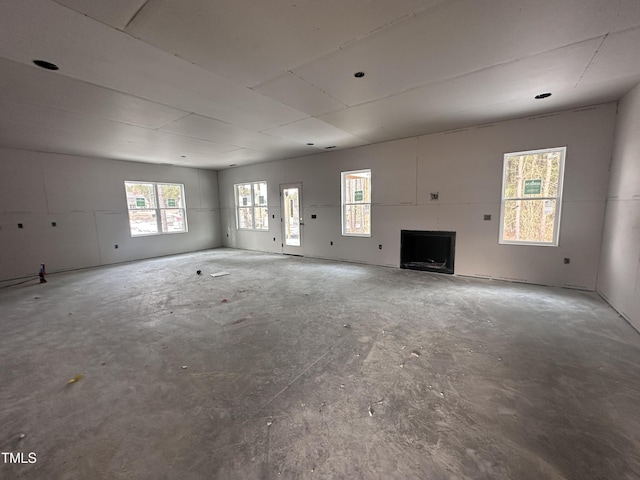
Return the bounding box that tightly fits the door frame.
[280,182,303,255]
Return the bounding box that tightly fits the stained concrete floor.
[1,248,640,480]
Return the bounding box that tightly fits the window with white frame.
[235,181,269,230]
[125,181,187,236]
[341,169,371,236]
[499,147,566,246]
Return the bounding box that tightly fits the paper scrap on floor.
[210,272,230,278]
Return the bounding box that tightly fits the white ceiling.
[1,0,639,169]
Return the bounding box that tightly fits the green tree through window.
[235,181,268,230]
[125,181,187,236]
[342,169,371,236]
[499,147,566,245]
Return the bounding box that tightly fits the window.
[235,181,269,230]
[499,147,566,246]
[342,169,371,236]
[124,181,187,236]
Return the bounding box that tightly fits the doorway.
[281,183,303,255]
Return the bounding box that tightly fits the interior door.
[281,183,303,255]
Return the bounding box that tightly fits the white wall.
[598,84,640,329]
[219,103,617,290]
[0,148,221,281]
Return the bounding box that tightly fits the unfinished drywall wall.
[219,103,616,290]
[598,83,640,329]
[0,148,221,281]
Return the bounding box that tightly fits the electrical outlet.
[330,241,333,246]
[114,245,119,249]
[379,244,382,250]
[564,257,570,264]
[483,214,491,221]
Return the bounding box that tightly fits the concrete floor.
[1,248,640,480]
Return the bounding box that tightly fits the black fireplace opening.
[400,230,456,274]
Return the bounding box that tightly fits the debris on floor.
[67,374,84,384]
[368,405,374,416]
[266,418,273,427]
[210,272,230,278]
[19,433,26,440]
[221,298,229,303]
[343,323,351,329]
[39,263,47,283]
[196,270,202,275]
[411,350,421,358]
[182,365,188,369]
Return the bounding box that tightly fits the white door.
[281,183,303,255]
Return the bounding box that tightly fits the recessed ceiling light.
[354,71,365,78]
[306,143,314,146]
[325,146,337,149]
[535,92,552,99]
[33,60,59,71]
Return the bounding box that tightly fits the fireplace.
[400,230,456,274]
